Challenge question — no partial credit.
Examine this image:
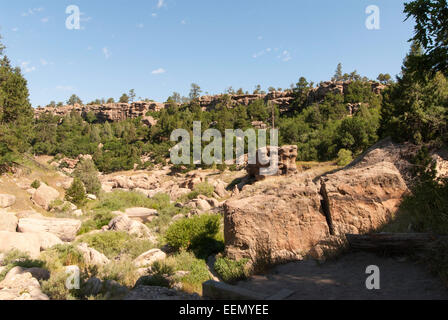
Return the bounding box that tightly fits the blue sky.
[0,0,414,107]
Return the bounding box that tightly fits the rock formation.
[246,145,298,181]
[33,81,386,121]
[224,139,419,265]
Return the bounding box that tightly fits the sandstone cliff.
[34,81,386,121]
[224,139,416,265]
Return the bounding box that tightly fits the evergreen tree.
[65,177,87,206]
[333,63,343,81]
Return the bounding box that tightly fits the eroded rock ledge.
[224,139,424,264]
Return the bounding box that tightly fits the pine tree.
[65,178,87,206]
[333,63,343,81]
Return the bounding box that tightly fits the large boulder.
[77,243,110,267]
[18,217,81,242]
[321,161,409,236]
[246,145,298,181]
[224,181,330,263]
[0,232,41,258]
[0,194,16,208]
[124,207,158,223]
[34,232,64,250]
[31,183,60,211]
[107,215,155,240]
[0,267,49,300]
[0,211,18,232]
[133,249,166,267]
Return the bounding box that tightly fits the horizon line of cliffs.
[34,80,386,123]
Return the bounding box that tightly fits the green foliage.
[31,179,41,189]
[404,0,448,76]
[73,158,101,196]
[165,214,223,257]
[0,250,45,282]
[67,94,82,105]
[336,149,353,166]
[163,251,212,293]
[401,177,448,235]
[78,211,115,235]
[65,177,87,206]
[39,244,85,272]
[77,231,154,259]
[214,256,250,283]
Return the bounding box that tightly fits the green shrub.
[77,231,154,259]
[164,251,212,294]
[31,179,41,189]
[164,214,223,257]
[97,258,139,288]
[78,211,115,235]
[73,158,102,196]
[39,244,85,272]
[336,149,353,166]
[0,250,45,282]
[91,190,169,213]
[40,271,80,300]
[193,182,215,198]
[65,178,87,206]
[214,256,250,283]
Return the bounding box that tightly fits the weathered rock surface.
[247,145,298,181]
[34,232,64,250]
[134,249,167,267]
[124,207,158,223]
[0,211,18,232]
[0,267,49,300]
[224,181,329,263]
[0,194,16,208]
[107,215,155,240]
[77,243,110,266]
[18,217,81,241]
[321,161,409,236]
[0,232,41,258]
[31,183,60,211]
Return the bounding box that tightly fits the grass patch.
[214,256,250,284]
[76,231,154,259]
[0,250,45,282]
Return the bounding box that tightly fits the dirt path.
[236,252,448,300]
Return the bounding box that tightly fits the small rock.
[0,194,16,208]
[134,249,167,267]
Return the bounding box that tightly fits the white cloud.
[152,68,166,75]
[21,61,36,73]
[22,7,43,17]
[157,0,165,9]
[102,47,111,59]
[56,85,75,91]
[279,50,291,62]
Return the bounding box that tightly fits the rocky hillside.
[34,80,386,122]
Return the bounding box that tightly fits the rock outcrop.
[224,181,330,263]
[0,232,42,258]
[224,139,417,264]
[107,215,155,240]
[77,243,110,267]
[133,249,166,267]
[0,195,16,208]
[0,267,49,300]
[34,81,386,121]
[31,183,60,211]
[18,217,81,242]
[0,212,18,232]
[246,145,298,181]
